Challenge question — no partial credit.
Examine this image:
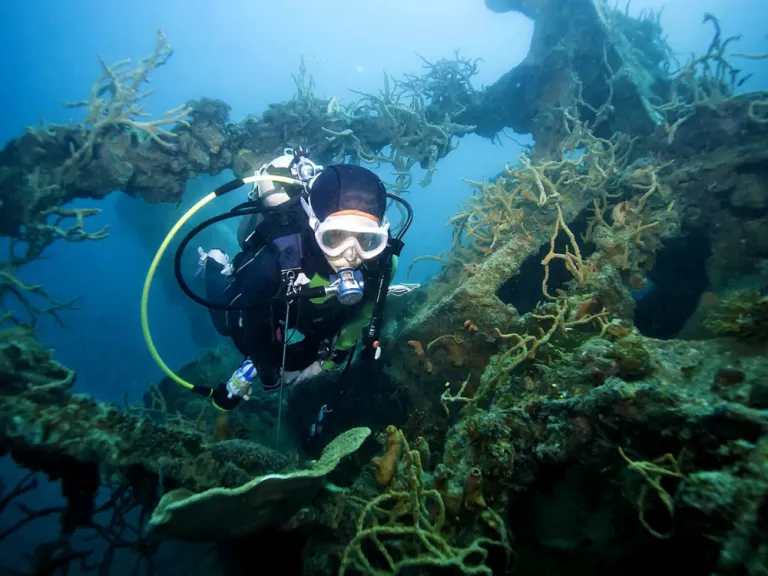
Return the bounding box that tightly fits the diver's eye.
[323,230,351,248]
[356,232,382,250]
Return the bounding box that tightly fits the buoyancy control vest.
[145,165,412,409]
[224,205,386,372]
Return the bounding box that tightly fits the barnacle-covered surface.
[0,328,293,494]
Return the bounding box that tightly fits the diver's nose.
[343,246,357,261]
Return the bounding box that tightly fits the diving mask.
[315,213,390,261]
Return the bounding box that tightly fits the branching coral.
[0,471,160,575]
[124,383,225,444]
[541,204,593,299]
[59,29,191,180]
[426,333,465,354]
[341,429,512,575]
[489,303,571,386]
[480,299,610,396]
[425,333,466,368]
[618,446,684,539]
[305,49,480,201]
[12,31,187,216]
[0,268,79,328]
[0,31,190,327]
[402,49,482,119]
[441,373,475,416]
[408,107,634,278]
[10,167,110,267]
[652,14,767,142]
[536,107,635,194]
[17,206,109,267]
[580,158,678,282]
[0,193,108,328]
[343,73,476,191]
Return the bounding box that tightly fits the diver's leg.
[256,364,282,392]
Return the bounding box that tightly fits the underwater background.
[0,0,767,574]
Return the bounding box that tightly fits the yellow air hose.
[140,174,305,390]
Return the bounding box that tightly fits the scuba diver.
[141,147,416,446]
[199,153,390,401]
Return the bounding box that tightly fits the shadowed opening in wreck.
[496,210,595,314]
[507,462,718,576]
[633,225,711,339]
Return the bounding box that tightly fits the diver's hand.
[360,343,379,363]
[212,382,244,411]
[197,247,234,277]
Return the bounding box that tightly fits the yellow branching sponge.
[463,468,487,511]
[341,432,513,575]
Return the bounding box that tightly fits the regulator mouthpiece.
[335,268,364,306]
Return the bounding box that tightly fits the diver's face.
[325,246,363,271]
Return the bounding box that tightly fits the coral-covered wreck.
[0,0,767,574]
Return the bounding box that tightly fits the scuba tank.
[237,148,312,251]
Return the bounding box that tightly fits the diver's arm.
[210,329,280,411]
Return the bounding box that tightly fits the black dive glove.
[211,382,242,411]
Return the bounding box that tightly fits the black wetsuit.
[204,201,383,391]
